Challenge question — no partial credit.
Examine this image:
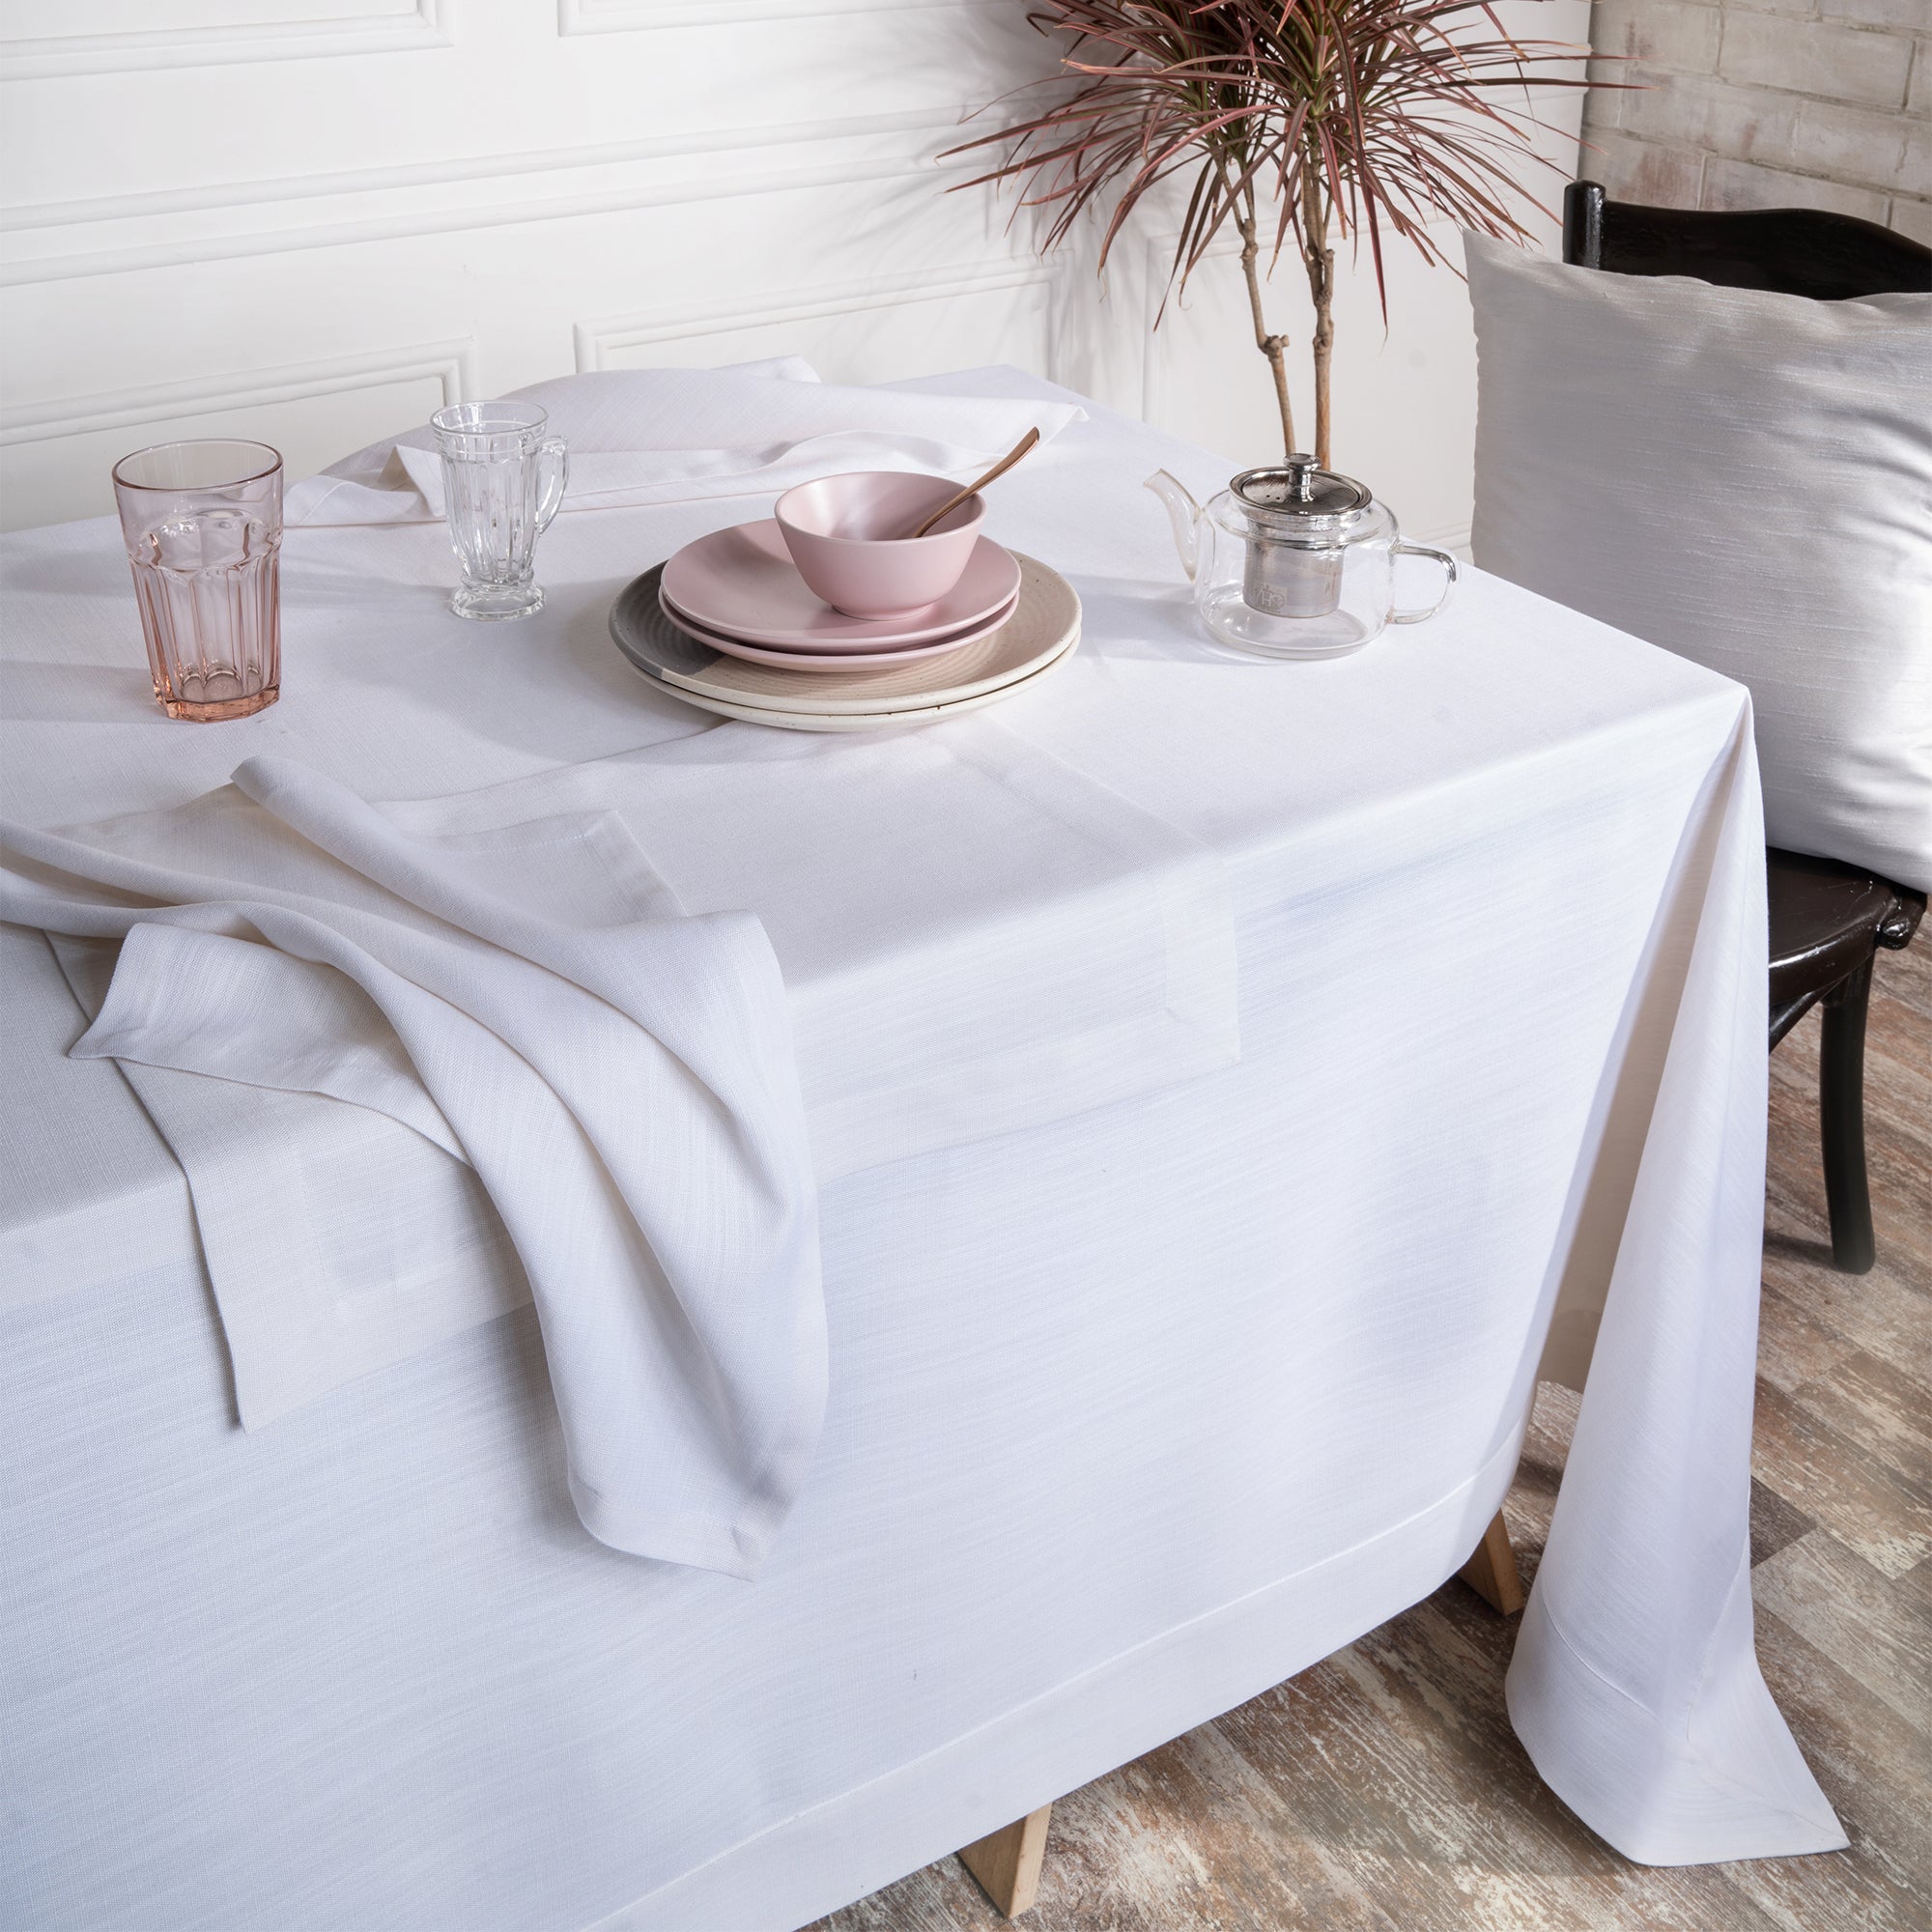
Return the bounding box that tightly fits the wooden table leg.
[1458,1509,1526,1614]
[958,1803,1052,1918]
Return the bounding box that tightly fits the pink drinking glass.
[112,439,283,722]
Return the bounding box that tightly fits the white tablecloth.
[0,367,1842,1932]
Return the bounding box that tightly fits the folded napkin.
[285,356,1086,527]
[1,760,822,1578]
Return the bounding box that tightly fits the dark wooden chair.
[1563,180,1928,1273]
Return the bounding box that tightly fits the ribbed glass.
[431,403,569,621]
[112,440,283,722]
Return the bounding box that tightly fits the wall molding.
[0,113,970,287]
[0,111,951,234]
[0,338,474,447]
[0,2,450,81]
[573,259,1057,373]
[560,0,988,26]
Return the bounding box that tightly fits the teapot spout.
[1144,469,1203,582]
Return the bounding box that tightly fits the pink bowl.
[774,471,985,619]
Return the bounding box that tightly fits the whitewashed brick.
[1587,128,1710,204]
[1817,0,1932,32]
[1795,99,1913,189]
[1583,0,1925,243]
[1592,0,1724,69]
[1719,12,1915,106]
[1889,196,1932,245]
[1621,70,1802,166]
[1703,153,1891,217]
[1902,113,1932,195]
[1584,50,1636,121]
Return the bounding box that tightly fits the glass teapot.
[1146,456,1457,658]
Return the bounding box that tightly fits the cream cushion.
[1466,232,1932,892]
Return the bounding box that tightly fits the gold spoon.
[907,427,1041,540]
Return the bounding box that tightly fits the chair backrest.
[1562,180,1932,300]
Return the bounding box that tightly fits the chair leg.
[1820,958,1877,1275]
[1458,1510,1525,1615]
[958,1804,1052,1918]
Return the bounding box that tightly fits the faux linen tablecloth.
[0,364,1842,1932]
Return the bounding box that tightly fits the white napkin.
[285,356,1086,526]
[45,928,534,1429]
[1,760,822,1579]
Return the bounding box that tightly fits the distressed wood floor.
[811,936,1932,1932]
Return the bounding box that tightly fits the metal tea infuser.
[1147,454,1458,659]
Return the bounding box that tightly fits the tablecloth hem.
[582,1438,1524,1931]
[1505,1582,1848,1864]
[805,1003,1238,1182]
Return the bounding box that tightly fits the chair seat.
[1768,848,1924,1025]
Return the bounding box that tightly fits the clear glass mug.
[431,402,569,620]
[112,439,283,721]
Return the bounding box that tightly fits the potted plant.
[949,0,1589,465]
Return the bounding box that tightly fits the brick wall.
[1581,0,1931,246]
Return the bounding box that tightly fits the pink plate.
[658,588,1019,671]
[660,518,1022,649]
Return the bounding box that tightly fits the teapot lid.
[1233,455,1372,526]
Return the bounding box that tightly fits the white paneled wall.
[0,0,1586,539]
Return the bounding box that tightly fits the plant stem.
[1299,164,1336,468]
[1234,186,1296,458]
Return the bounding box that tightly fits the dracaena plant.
[948,0,1589,466]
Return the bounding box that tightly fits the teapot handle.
[1389,542,1458,625]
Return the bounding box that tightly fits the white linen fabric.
[287,355,1086,527]
[1466,232,1932,892]
[0,367,1842,1932]
[2,760,823,1577]
[22,723,1236,1434]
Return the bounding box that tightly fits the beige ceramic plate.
[610,554,1080,718]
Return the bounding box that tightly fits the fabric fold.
[70,923,469,1162]
[1505,711,1846,1860]
[1,761,823,1577]
[286,357,1086,527]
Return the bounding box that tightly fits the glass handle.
[1389,541,1458,625]
[533,436,569,533]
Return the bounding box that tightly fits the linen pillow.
[1466,232,1932,892]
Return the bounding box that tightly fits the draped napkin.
[1,759,822,1578]
[285,356,1086,527]
[3,724,1236,1570]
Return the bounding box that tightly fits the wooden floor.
[813,936,1932,1932]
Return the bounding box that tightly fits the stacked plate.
[610,519,1081,732]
